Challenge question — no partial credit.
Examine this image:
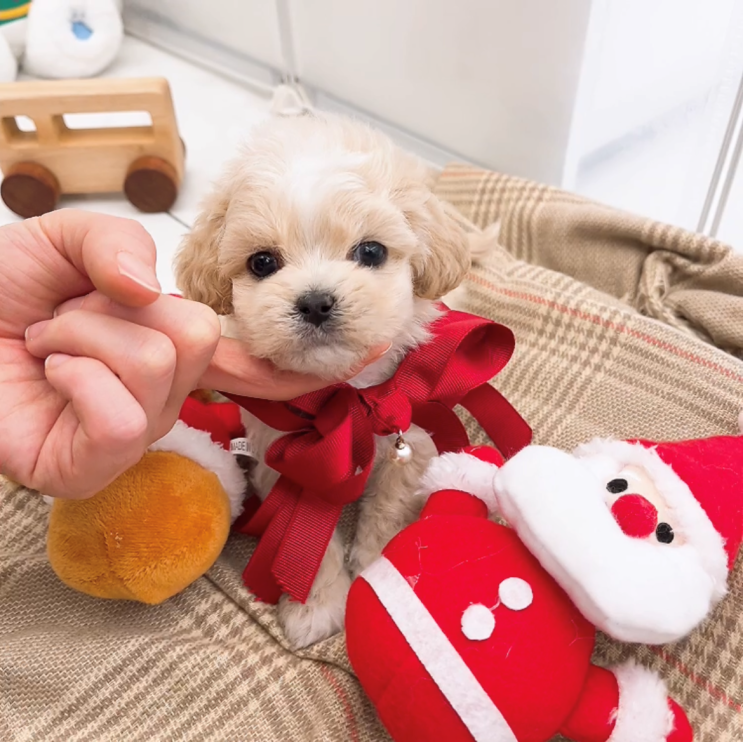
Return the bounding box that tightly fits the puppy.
[175,112,473,648]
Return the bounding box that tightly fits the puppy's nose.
[296,291,336,326]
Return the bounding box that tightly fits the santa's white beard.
[494,446,720,644]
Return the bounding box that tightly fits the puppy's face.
[176,114,469,378]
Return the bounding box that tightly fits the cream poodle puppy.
[176,112,478,648]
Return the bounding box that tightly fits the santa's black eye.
[248,251,281,278]
[656,522,675,544]
[351,241,388,268]
[606,478,628,494]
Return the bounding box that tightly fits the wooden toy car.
[0,77,185,218]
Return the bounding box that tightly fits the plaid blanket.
[1,163,741,741]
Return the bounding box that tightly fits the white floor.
[0,36,275,294]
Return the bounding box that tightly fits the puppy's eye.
[351,241,388,268]
[247,251,281,279]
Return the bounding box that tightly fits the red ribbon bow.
[224,309,531,604]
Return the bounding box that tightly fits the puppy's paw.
[348,543,383,580]
[278,572,351,649]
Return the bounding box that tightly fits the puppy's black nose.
[296,291,336,326]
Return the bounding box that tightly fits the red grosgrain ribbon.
[223,309,531,603]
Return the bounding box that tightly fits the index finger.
[203,337,392,400]
[35,209,162,308]
[200,337,333,400]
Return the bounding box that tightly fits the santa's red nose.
[610,494,658,538]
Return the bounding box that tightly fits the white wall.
[288,0,594,185]
[124,0,285,72]
[571,0,737,157]
[123,0,740,222]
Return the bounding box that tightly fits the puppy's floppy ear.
[408,194,471,300]
[174,191,233,314]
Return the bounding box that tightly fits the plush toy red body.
[347,432,743,742]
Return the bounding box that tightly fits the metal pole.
[697,68,743,234]
[710,109,743,238]
[275,0,298,83]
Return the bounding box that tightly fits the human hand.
[1,210,384,499]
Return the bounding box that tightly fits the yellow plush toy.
[46,394,249,604]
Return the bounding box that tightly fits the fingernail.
[53,296,85,317]
[45,353,72,370]
[117,252,161,294]
[25,320,50,342]
[380,343,393,356]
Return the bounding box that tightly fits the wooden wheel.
[124,156,178,213]
[1,162,60,218]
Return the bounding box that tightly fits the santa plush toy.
[346,429,743,742]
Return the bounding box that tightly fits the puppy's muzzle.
[296,291,336,327]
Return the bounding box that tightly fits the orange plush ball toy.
[46,394,249,604]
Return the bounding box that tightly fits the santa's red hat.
[178,394,244,452]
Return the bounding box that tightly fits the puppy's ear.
[174,191,233,314]
[409,195,471,300]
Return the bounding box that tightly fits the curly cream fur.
[176,113,469,379]
[175,112,473,647]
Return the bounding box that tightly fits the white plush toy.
[0,0,123,83]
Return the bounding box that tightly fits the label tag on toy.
[230,438,251,456]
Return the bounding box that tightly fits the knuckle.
[136,334,177,379]
[178,303,221,351]
[44,310,85,339]
[101,408,148,447]
[81,292,115,315]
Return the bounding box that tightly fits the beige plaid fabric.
[2,163,742,741]
[438,163,743,358]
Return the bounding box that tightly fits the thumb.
[37,209,162,307]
